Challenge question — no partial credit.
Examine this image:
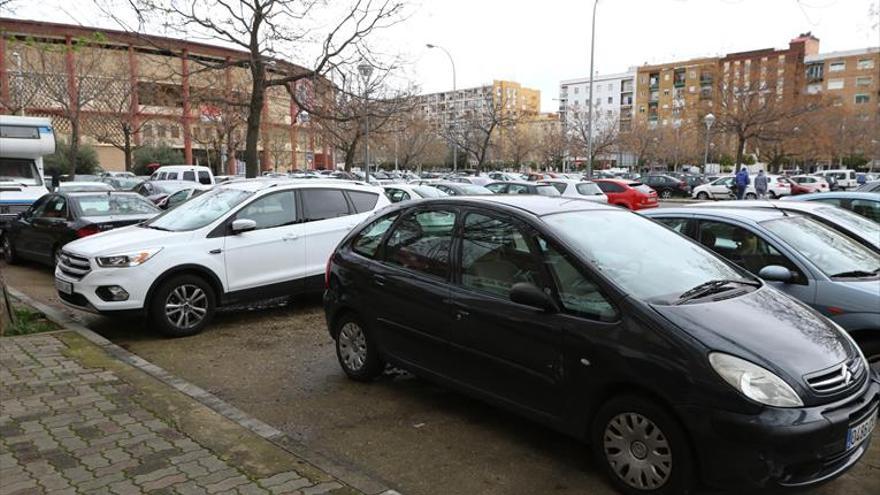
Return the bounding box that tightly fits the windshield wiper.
[831,268,880,278]
[675,278,760,305]
[142,224,171,231]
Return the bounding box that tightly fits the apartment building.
[558,70,636,132]
[804,47,880,112]
[417,80,541,126]
[634,57,719,129]
[0,18,329,172]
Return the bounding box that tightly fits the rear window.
[73,194,159,216]
[631,183,654,194]
[576,183,602,195]
[301,189,351,221]
[198,171,212,185]
[536,185,561,197]
[347,191,380,213]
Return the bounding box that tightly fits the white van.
[814,169,857,190]
[1,115,54,234]
[151,165,215,185]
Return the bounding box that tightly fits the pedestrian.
[754,169,769,199]
[735,166,750,200]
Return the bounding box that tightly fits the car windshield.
[72,194,159,216]
[0,158,43,186]
[108,177,143,190]
[544,211,749,302]
[814,206,880,248]
[144,187,252,231]
[151,182,193,194]
[760,216,880,278]
[414,186,447,198]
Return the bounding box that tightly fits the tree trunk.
[735,134,747,168]
[123,128,132,171]
[343,142,358,172]
[69,118,80,179]
[244,63,265,178]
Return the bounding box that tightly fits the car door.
[300,188,366,291]
[695,218,816,305]
[10,195,51,259]
[223,190,306,294]
[28,195,70,263]
[710,177,734,198]
[372,207,458,375]
[448,211,567,416]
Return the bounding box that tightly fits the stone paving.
[0,332,363,495]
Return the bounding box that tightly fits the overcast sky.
[6,0,880,111]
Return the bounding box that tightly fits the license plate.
[846,408,877,450]
[55,278,72,295]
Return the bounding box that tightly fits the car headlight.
[96,248,162,268]
[708,352,803,408]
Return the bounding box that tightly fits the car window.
[352,214,398,258]
[596,182,623,193]
[385,189,409,203]
[383,209,456,279]
[413,186,447,198]
[698,220,804,282]
[182,171,195,181]
[73,194,159,216]
[508,184,530,194]
[157,172,167,180]
[576,183,602,195]
[197,171,212,185]
[166,189,191,208]
[234,191,297,230]
[459,213,545,298]
[347,191,379,213]
[850,199,879,222]
[39,196,67,219]
[535,185,561,197]
[538,239,617,321]
[301,189,351,221]
[486,183,507,193]
[547,182,566,194]
[655,217,691,235]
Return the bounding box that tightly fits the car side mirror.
[231,218,257,234]
[758,265,792,283]
[510,282,557,312]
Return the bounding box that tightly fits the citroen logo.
[843,364,853,385]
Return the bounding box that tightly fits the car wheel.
[2,235,18,264]
[769,191,778,199]
[592,395,693,495]
[745,192,757,200]
[149,274,215,337]
[695,192,709,200]
[660,190,672,199]
[860,338,880,375]
[334,313,385,381]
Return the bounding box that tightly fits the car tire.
[660,190,672,199]
[149,274,215,337]
[334,313,385,382]
[591,395,694,495]
[51,246,62,268]
[745,192,757,200]
[695,192,709,200]
[2,235,19,264]
[769,191,778,199]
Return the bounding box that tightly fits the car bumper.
[678,376,879,489]
[54,263,155,314]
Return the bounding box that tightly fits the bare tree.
[375,112,444,170]
[442,91,516,170]
[619,120,660,170]
[115,0,406,178]
[501,122,538,169]
[534,118,568,170]
[568,107,619,167]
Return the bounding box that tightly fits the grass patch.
[4,305,59,336]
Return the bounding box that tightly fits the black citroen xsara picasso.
[323,196,878,494]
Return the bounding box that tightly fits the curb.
[7,287,402,495]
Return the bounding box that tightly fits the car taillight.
[76,225,100,238]
[325,256,333,289]
[679,181,687,188]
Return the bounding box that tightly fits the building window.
[595,98,600,105]
[829,61,845,72]
[574,87,579,94]
[827,79,844,90]
[171,126,180,139]
[806,83,822,94]
[607,83,613,91]
[858,58,875,70]
[156,125,167,139]
[856,76,873,87]
[142,124,153,139]
[855,94,870,104]
[806,63,824,81]
[607,97,612,104]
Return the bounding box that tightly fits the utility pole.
[586,0,599,179]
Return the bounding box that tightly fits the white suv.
[54,180,390,336]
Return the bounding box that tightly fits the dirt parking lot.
[3,260,878,495]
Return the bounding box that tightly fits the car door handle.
[282,233,299,241]
[455,309,470,320]
[373,275,387,287]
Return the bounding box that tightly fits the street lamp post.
[358,61,374,183]
[426,43,458,172]
[703,113,716,171]
[585,0,599,179]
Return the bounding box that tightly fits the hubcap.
[338,322,368,372]
[604,412,672,490]
[661,191,671,198]
[165,284,208,329]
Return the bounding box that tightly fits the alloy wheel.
[2,237,10,259]
[661,190,672,199]
[603,412,672,490]
[338,322,368,372]
[164,284,208,330]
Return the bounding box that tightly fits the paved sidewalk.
[0,332,366,495]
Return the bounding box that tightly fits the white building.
[558,69,637,167]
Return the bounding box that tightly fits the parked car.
[150,165,215,185]
[487,171,520,182]
[432,182,494,196]
[593,179,658,210]
[694,200,880,253]
[133,180,199,205]
[101,176,144,191]
[325,195,879,493]
[783,192,880,223]
[539,179,608,203]
[102,171,136,178]
[642,174,690,199]
[485,181,561,196]
[3,191,160,267]
[814,169,858,190]
[643,207,880,370]
[54,180,391,336]
[788,175,830,195]
[56,181,113,193]
[447,175,491,186]
[383,184,449,203]
[857,181,880,193]
[692,175,791,200]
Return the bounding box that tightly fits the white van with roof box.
[151,165,215,185]
[1,115,55,235]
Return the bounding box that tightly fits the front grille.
[58,252,92,280]
[805,358,866,395]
